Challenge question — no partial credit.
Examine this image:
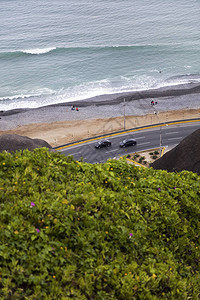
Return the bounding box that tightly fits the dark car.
[95,139,111,149]
[119,138,137,147]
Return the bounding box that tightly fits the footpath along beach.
[0,84,200,147]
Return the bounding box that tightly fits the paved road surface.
[56,120,200,164]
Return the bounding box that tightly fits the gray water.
[0,0,199,110]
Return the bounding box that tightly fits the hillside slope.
[151,128,200,175]
[0,149,200,299]
[0,134,52,153]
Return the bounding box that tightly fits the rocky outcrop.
[0,134,52,153]
[151,128,200,175]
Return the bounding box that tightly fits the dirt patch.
[126,148,163,167]
[0,108,199,147]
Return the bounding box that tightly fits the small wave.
[0,88,55,105]
[0,42,186,60]
[165,74,200,85]
[1,72,200,111]
[0,47,57,59]
[0,43,169,57]
[21,47,56,55]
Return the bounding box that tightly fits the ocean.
[0,0,199,111]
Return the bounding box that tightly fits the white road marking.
[138,142,151,145]
[135,136,146,139]
[168,137,182,140]
[165,132,179,135]
[106,149,119,153]
[69,151,82,155]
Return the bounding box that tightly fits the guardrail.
[54,117,200,150]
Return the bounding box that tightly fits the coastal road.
[56,120,200,164]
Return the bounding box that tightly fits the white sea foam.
[0,74,198,111]
[0,0,199,110]
[21,47,56,55]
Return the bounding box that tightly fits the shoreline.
[0,108,199,148]
[1,81,200,115]
[0,83,200,147]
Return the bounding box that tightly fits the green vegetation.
[139,156,145,163]
[0,148,200,299]
[131,153,149,167]
[149,151,160,161]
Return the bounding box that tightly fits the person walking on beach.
[76,107,79,111]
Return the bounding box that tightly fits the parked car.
[119,138,137,147]
[95,139,111,149]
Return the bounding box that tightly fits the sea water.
[0,0,199,110]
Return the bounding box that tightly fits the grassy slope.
[0,148,200,299]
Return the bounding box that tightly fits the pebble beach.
[1,83,200,129]
[0,84,200,147]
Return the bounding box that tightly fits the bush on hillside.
[0,148,200,299]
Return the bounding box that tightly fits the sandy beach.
[0,84,200,147]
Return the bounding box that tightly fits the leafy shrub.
[153,155,158,159]
[154,150,159,155]
[0,148,200,299]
